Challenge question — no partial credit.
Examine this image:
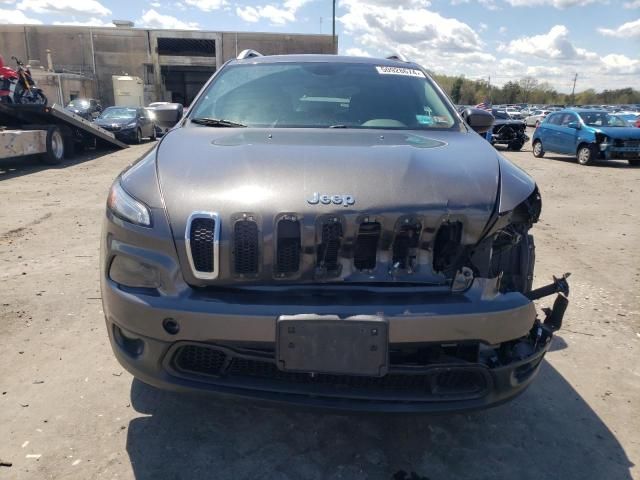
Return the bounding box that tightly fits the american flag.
[475,101,492,111]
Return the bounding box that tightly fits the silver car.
[525,110,551,127]
[101,53,569,412]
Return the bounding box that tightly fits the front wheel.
[577,144,596,165]
[134,128,142,144]
[150,125,157,141]
[532,140,544,158]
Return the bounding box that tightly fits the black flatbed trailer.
[0,103,128,164]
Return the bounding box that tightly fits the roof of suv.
[229,54,423,69]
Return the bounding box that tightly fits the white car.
[525,110,551,127]
[505,107,523,120]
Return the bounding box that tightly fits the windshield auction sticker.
[375,66,426,77]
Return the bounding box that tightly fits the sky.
[1,0,639,92]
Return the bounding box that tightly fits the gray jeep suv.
[101,53,569,412]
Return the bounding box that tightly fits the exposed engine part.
[433,221,464,276]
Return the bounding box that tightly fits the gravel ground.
[1,135,639,480]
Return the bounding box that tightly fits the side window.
[546,113,561,125]
[559,113,577,126]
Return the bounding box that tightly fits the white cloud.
[498,25,598,61]
[184,0,226,12]
[0,7,42,23]
[498,26,507,34]
[340,0,483,55]
[624,0,640,7]
[345,47,371,57]
[236,0,310,25]
[601,54,640,75]
[150,1,161,7]
[598,18,640,38]
[505,0,595,7]
[52,17,113,26]
[17,0,111,17]
[137,9,198,29]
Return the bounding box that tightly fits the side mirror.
[567,121,581,130]
[461,107,494,134]
[151,103,184,129]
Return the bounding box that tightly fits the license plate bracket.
[276,315,388,377]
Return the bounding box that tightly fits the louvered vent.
[276,218,301,275]
[354,222,381,270]
[392,223,421,271]
[189,217,215,273]
[317,221,342,272]
[233,220,259,275]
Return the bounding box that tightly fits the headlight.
[107,181,151,226]
[126,121,137,128]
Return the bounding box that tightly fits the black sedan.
[65,98,102,120]
[94,107,156,144]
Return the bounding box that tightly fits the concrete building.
[0,25,335,106]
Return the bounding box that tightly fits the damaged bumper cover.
[103,273,569,413]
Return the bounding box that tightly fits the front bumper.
[102,270,554,412]
[601,146,640,160]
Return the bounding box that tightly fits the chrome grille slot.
[354,222,381,270]
[392,222,421,272]
[316,220,342,274]
[233,219,259,275]
[275,217,301,275]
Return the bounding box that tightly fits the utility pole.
[332,0,336,53]
[488,75,492,105]
[319,16,323,33]
[570,73,578,105]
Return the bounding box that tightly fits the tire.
[508,140,524,151]
[535,120,540,128]
[41,126,65,165]
[532,140,544,158]
[135,128,142,144]
[150,125,157,141]
[577,144,596,165]
[629,159,640,166]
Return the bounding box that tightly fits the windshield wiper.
[191,117,247,128]
[328,124,351,129]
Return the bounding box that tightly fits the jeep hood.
[154,127,529,285]
[157,127,503,235]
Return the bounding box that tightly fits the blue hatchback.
[531,109,640,166]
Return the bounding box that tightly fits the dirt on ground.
[1,135,639,480]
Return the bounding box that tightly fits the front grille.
[173,344,227,376]
[275,218,301,275]
[170,344,488,399]
[316,220,342,273]
[189,217,215,273]
[616,139,640,148]
[354,222,381,270]
[233,220,259,275]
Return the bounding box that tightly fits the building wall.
[0,25,335,106]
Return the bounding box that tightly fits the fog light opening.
[113,325,144,357]
[163,318,180,335]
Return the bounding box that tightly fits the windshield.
[100,108,136,120]
[189,62,456,130]
[68,99,90,108]
[578,111,627,127]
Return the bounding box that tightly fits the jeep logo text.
[307,192,355,207]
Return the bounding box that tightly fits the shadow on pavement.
[125,360,633,480]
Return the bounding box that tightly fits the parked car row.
[64,99,184,144]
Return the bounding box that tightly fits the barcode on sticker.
[375,66,425,77]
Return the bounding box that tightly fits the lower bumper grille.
[170,343,489,400]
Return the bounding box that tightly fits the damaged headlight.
[107,181,151,227]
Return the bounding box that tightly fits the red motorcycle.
[0,55,47,105]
